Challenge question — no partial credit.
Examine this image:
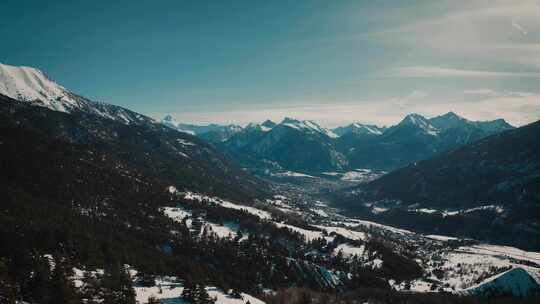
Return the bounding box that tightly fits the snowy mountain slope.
[0,63,78,111]
[220,118,347,173]
[161,115,243,141]
[333,123,385,137]
[389,113,440,137]
[279,117,339,138]
[463,267,540,297]
[0,62,155,126]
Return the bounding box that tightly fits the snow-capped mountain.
[339,112,515,170]
[221,117,346,172]
[0,62,154,126]
[161,115,242,136]
[279,117,339,138]
[161,115,243,143]
[0,63,267,200]
[333,123,385,137]
[0,63,77,111]
[387,113,440,137]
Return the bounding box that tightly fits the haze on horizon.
[2,0,539,127]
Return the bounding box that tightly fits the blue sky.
[2,0,539,126]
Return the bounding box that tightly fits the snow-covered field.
[134,277,265,304]
[175,190,272,220]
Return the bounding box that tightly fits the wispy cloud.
[511,20,528,35]
[371,1,540,66]
[388,66,540,78]
[156,89,540,128]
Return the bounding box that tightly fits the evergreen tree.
[26,256,53,304]
[148,296,161,304]
[102,263,136,304]
[194,284,214,304]
[49,256,79,304]
[181,277,195,302]
[0,257,17,304]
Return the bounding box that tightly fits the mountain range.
[162,111,514,174]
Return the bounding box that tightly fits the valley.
[0,61,539,303]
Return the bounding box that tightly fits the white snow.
[134,277,265,304]
[315,225,368,241]
[340,169,383,183]
[179,191,272,220]
[322,172,340,176]
[281,119,338,138]
[402,114,439,136]
[273,171,315,178]
[176,139,195,146]
[168,186,178,194]
[460,244,540,264]
[371,207,389,214]
[425,234,459,241]
[162,207,191,222]
[333,244,366,257]
[274,222,325,242]
[409,205,505,217]
[351,123,383,135]
[0,62,77,112]
[311,209,329,217]
[341,219,413,235]
[202,222,239,239]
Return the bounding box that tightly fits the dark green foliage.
[100,263,136,304]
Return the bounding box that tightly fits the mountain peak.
[278,118,338,138]
[401,113,429,125]
[441,111,461,119]
[397,113,439,136]
[1,62,156,126]
[281,117,301,124]
[0,62,78,112]
[333,123,384,136]
[474,118,515,133]
[261,119,276,128]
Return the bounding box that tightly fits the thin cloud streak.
[388,66,540,78]
[511,20,528,35]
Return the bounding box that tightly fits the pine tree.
[181,277,195,302]
[49,256,79,304]
[102,263,136,304]
[148,296,161,304]
[195,284,214,304]
[0,257,17,304]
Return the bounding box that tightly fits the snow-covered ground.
[409,204,505,217]
[176,190,272,220]
[272,171,315,178]
[133,277,265,304]
[333,244,366,257]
